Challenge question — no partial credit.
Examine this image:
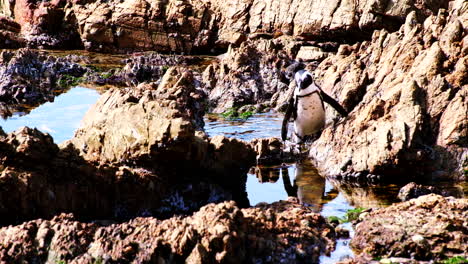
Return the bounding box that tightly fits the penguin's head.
[280,61,305,84]
[295,70,313,90]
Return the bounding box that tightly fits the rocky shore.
[0,0,467,263]
[0,199,335,264]
[351,194,467,263]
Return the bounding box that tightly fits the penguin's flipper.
[320,90,348,117]
[281,95,295,141]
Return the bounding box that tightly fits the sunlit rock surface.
[1,0,449,52]
[351,194,468,261]
[0,200,335,264]
[310,0,468,180]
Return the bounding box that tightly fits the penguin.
[281,69,348,143]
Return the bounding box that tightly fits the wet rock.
[250,137,289,165]
[335,226,350,239]
[398,182,439,201]
[397,182,463,201]
[352,194,468,261]
[0,199,335,264]
[310,2,468,180]
[0,49,86,118]
[91,52,207,87]
[203,39,294,113]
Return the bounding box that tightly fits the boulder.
[0,199,336,264]
[352,194,468,261]
[70,67,255,175]
[309,1,468,180]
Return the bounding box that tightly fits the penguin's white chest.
[294,93,325,137]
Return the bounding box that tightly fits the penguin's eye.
[300,75,312,89]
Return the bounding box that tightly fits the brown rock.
[0,16,24,48]
[351,194,468,261]
[6,0,449,52]
[203,39,293,113]
[0,200,336,264]
[309,2,468,180]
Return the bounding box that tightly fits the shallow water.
[204,112,405,263]
[0,87,100,143]
[204,112,284,141]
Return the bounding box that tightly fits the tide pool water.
[0,87,100,144]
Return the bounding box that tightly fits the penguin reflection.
[281,162,326,212]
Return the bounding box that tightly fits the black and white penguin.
[281,69,348,142]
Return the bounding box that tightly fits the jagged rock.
[70,67,208,165]
[0,199,336,264]
[202,39,294,113]
[4,0,449,52]
[0,48,86,117]
[11,0,82,49]
[118,52,205,86]
[309,1,468,180]
[351,194,468,261]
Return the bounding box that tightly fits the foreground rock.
[0,48,86,117]
[352,194,468,261]
[310,0,468,180]
[0,199,335,264]
[0,126,175,225]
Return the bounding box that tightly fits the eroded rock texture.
[0,199,335,264]
[70,67,255,180]
[1,0,449,52]
[202,39,295,113]
[352,194,468,261]
[310,0,468,180]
